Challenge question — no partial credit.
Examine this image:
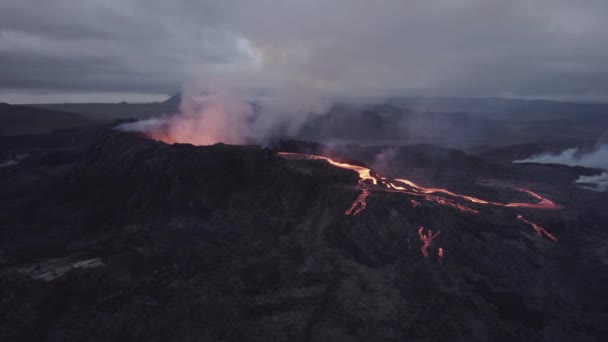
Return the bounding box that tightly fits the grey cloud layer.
[1,0,607,100]
[0,0,243,94]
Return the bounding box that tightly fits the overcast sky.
[1,0,607,103]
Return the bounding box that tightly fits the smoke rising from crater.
[117,0,608,146]
[119,66,333,145]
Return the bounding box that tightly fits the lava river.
[279,152,561,244]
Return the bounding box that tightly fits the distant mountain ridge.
[31,101,178,122]
[162,93,181,105]
[17,95,608,149]
[0,103,92,136]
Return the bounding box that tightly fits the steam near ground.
[114,0,608,148]
[575,172,608,192]
[514,142,608,191]
[118,93,327,146]
[118,59,335,146]
[514,146,608,169]
[371,147,398,174]
[115,0,608,190]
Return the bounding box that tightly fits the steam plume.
[514,143,608,191]
[118,68,332,146]
[575,172,608,192]
[513,146,608,169]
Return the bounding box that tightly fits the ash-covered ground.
[1,124,607,341]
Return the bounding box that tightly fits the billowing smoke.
[119,65,333,145]
[514,143,608,191]
[575,172,608,192]
[514,148,580,165]
[513,145,608,169]
[118,1,608,147]
[116,1,526,146]
[119,94,258,145]
[372,147,398,174]
[117,16,350,146]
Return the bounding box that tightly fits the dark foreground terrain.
[1,127,607,341]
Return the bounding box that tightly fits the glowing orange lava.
[146,130,177,144]
[278,152,377,185]
[419,226,441,258]
[278,152,561,246]
[506,189,561,210]
[392,179,562,211]
[516,215,558,242]
[345,189,369,216]
[278,152,561,216]
[148,133,563,258]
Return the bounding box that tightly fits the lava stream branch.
[418,226,441,258]
[278,152,562,217]
[516,215,558,242]
[392,179,562,210]
[345,189,370,216]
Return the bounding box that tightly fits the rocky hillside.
[0,130,606,341]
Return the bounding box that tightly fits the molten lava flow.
[278,152,562,217]
[506,189,562,210]
[278,151,562,247]
[418,226,441,258]
[279,152,377,216]
[424,195,479,214]
[516,215,558,242]
[345,189,369,216]
[393,179,562,210]
[277,152,377,185]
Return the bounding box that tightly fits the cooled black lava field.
[1,126,607,341]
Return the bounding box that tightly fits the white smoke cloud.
[119,94,255,145]
[372,147,398,174]
[118,34,336,146]
[513,145,608,169]
[514,143,608,191]
[575,172,608,192]
[118,77,331,146]
[118,1,608,147]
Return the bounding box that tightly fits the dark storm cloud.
[0,0,244,96]
[1,0,608,101]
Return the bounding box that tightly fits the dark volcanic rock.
[73,132,280,219]
[0,130,606,341]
